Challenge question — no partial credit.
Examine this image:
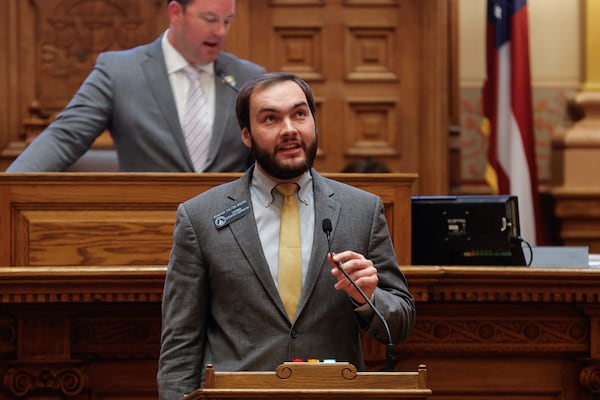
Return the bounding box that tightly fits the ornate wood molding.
[2,265,600,305]
[0,266,165,304]
[581,364,600,394]
[401,314,588,354]
[1,265,600,398]
[404,266,600,303]
[3,363,87,398]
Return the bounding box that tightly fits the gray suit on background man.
[6,0,265,172]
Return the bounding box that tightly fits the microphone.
[322,218,396,371]
[216,69,239,93]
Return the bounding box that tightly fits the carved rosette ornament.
[3,366,87,397]
[581,364,600,394]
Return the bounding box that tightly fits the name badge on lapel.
[212,200,251,229]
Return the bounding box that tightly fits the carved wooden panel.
[4,362,88,398]
[31,0,164,111]
[1,266,600,399]
[0,317,16,356]
[401,308,588,354]
[273,26,325,81]
[345,27,397,81]
[247,1,447,193]
[72,315,160,359]
[251,1,415,175]
[345,98,399,157]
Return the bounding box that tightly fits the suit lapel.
[296,171,341,318]
[204,56,237,169]
[224,170,343,323]
[140,37,195,171]
[225,172,286,315]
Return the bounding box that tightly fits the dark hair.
[235,72,316,132]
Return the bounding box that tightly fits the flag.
[482,0,542,245]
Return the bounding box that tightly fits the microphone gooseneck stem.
[323,224,396,371]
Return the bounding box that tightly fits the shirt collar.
[251,167,313,207]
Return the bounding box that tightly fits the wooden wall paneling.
[1,0,452,196]
[246,0,449,195]
[447,0,461,195]
[0,173,417,267]
[388,0,421,190]
[417,0,449,195]
[248,0,331,170]
[13,209,177,266]
[0,0,168,170]
[0,2,11,153]
[224,0,252,60]
[342,5,404,168]
[0,0,34,171]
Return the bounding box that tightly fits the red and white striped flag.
[482,0,542,245]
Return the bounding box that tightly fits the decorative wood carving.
[0,319,16,355]
[72,316,161,359]
[3,363,87,398]
[31,0,163,110]
[0,266,598,398]
[187,362,431,400]
[403,315,588,353]
[580,364,600,394]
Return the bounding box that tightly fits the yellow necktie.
[276,183,302,321]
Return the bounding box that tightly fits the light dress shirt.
[250,167,315,287]
[161,30,216,169]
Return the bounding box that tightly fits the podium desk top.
[183,362,431,400]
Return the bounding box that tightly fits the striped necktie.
[182,65,211,172]
[276,183,302,321]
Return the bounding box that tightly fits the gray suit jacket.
[7,36,265,172]
[157,167,416,400]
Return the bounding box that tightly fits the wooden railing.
[0,172,416,267]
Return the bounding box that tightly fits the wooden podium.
[183,362,431,400]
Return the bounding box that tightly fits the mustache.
[249,132,318,180]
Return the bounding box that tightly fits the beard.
[249,132,318,180]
